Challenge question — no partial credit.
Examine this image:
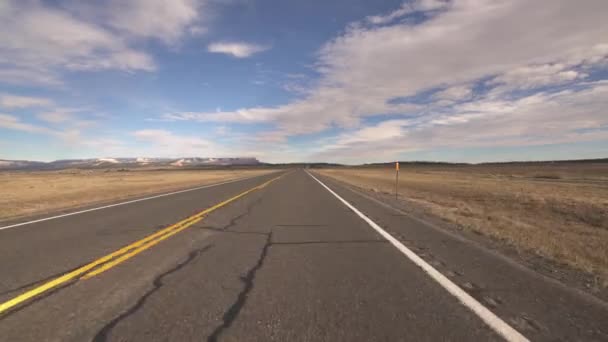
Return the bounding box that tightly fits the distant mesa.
[0,157,261,170]
[169,157,258,167]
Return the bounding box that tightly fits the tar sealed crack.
[204,235,389,340]
[197,196,263,233]
[92,244,213,342]
[206,232,272,342]
[94,196,263,341]
[271,239,386,246]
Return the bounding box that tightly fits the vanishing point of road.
[0,170,607,341]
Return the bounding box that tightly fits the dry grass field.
[316,163,608,286]
[0,169,274,221]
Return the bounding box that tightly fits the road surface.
[0,170,607,341]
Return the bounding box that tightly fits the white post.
[395,161,399,199]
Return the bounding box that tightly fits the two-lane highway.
[1,170,607,341]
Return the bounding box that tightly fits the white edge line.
[337,178,608,311]
[306,171,529,342]
[0,172,275,231]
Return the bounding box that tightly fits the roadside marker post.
[395,161,399,199]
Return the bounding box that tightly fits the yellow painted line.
[81,176,275,279]
[0,174,283,315]
[81,217,204,279]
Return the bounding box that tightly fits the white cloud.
[103,0,203,44]
[0,0,209,87]
[367,0,450,25]
[0,68,63,86]
[331,119,411,147]
[488,63,585,95]
[0,114,54,134]
[36,110,77,123]
[215,125,229,135]
[314,0,606,116]
[0,105,101,147]
[314,82,608,162]
[433,84,473,101]
[0,94,53,109]
[207,42,270,58]
[0,2,156,75]
[0,91,96,126]
[0,112,98,145]
[128,128,287,161]
[132,129,222,157]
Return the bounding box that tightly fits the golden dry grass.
[0,169,274,221]
[317,164,608,285]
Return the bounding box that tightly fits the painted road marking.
[0,172,276,232]
[306,171,529,342]
[0,174,283,315]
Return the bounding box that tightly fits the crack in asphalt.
[202,234,388,340]
[196,227,269,236]
[206,232,272,342]
[271,239,387,246]
[274,224,327,228]
[91,244,214,342]
[91,196,264,341]
[194,196,264,235]
[1,197,262,320]
[216,197,264,232]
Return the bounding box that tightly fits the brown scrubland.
[0,169,273,221]
[316,162,608,286]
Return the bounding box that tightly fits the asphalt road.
[0,170,607,341]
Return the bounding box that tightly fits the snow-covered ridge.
[0,157,261,170]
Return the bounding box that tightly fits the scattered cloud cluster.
[488,63,586,93]
[0,113,53,134]
[0,91,97,148]
[1,0,607,163]
[133,129,217,156]
[0,0,205,86]
[102,0,203,43]
[0,0,216,159]
[0,94,53,109]
[130,128,271,159]
[0,112,88,146]
[314,82,608,162]
[166,0,608,162]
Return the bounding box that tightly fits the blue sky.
[1,0,607,163]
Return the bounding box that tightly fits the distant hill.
[358,161,468,168]
[352,158,608,168]
[2,157,606,170]
[0,157,261,170]
[476,158,608,166]
[271,162,345,169]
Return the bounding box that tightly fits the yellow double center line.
[0,174,283,315]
